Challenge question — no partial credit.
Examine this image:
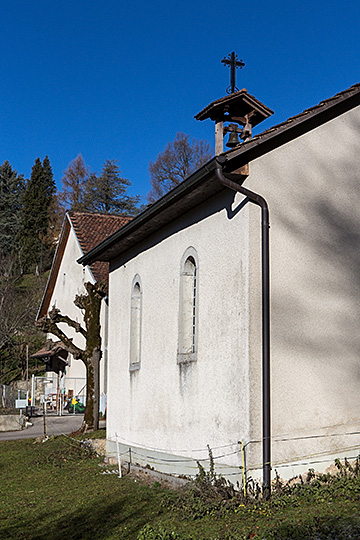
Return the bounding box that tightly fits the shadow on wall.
[111,188,239,270]
[269,112,360,371]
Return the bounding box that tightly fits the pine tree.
[41,156,59,268]
[83,159,140,215]
[19,157,56,272]
[0,161,25,259]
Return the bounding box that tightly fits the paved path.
[0,414,86,441]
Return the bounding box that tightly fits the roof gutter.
[215,156,271,498]
[79,85,360,267]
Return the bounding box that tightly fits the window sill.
[177,353,197,365]
[129,363,140,372]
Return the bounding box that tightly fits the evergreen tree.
[42,156,64,250]
[59,154,89,212]
[83,159,140,215]
[19,157,56,272]
[0,161,25,259]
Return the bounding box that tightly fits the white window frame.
[129,275,142,371]
[177,247,199,364]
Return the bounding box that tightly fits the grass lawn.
[1,432,360,539]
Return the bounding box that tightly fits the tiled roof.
[225,83,360,157]
[30,340,67,358]
[195,89,274,126]
[68,212,131,282]
[37,212,131,319]
[79,82,360,266]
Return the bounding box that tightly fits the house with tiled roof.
[37,212,131,413]
[80,83,360,488]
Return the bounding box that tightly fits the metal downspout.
[215,157,271,497]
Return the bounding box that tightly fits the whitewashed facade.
[37,213,129,413]
[81,84,360,482]
[47,224,97,399]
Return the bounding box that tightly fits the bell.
[226,131,240,148]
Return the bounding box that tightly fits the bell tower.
[195,53,274,154]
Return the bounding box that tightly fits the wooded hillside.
[0,155,140,385]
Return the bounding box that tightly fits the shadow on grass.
[2,489,360,540]
[1,489,157,540]
[263,516,360,540]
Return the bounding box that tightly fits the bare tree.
[36,281,106,431]
[59,154,90,212]
[147,132,212,203]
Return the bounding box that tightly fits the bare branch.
[147,132,212,202]
[47,306,87,338]
[74,281,106,310]
[35,316,84,360]
[36,280,106,430]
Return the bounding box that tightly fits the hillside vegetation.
[0,271,48,385]
[0,153,141,387]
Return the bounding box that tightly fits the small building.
[80,83,360,484]
[37,211,131,413]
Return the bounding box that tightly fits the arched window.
[178,248,198,363]
[130,276,142,370]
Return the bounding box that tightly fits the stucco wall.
[246,106,360,477]
[107,190,251,474]
[107,104,360,481]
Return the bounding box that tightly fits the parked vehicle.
[64,399,85,414]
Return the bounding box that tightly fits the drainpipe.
[215,156,271,497]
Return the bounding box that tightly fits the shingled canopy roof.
[30,340,68,359]
[195,89,274,126]
[37,212,131,320]
[222,82,360,164]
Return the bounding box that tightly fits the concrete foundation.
[0,414,22,431]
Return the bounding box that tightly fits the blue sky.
[1,0,359,202]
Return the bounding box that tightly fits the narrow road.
[0,413,87,441]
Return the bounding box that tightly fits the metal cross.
[221,52,245,94]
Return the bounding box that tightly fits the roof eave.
[36,214,72,321]
[222,85,360,171]
[79,84,360,266]
[78,158,220,265]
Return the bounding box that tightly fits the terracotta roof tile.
[68,212,132,283]
[37,212,130,319]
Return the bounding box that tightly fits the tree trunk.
[83,349,101,431]
[36,281,106,433]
